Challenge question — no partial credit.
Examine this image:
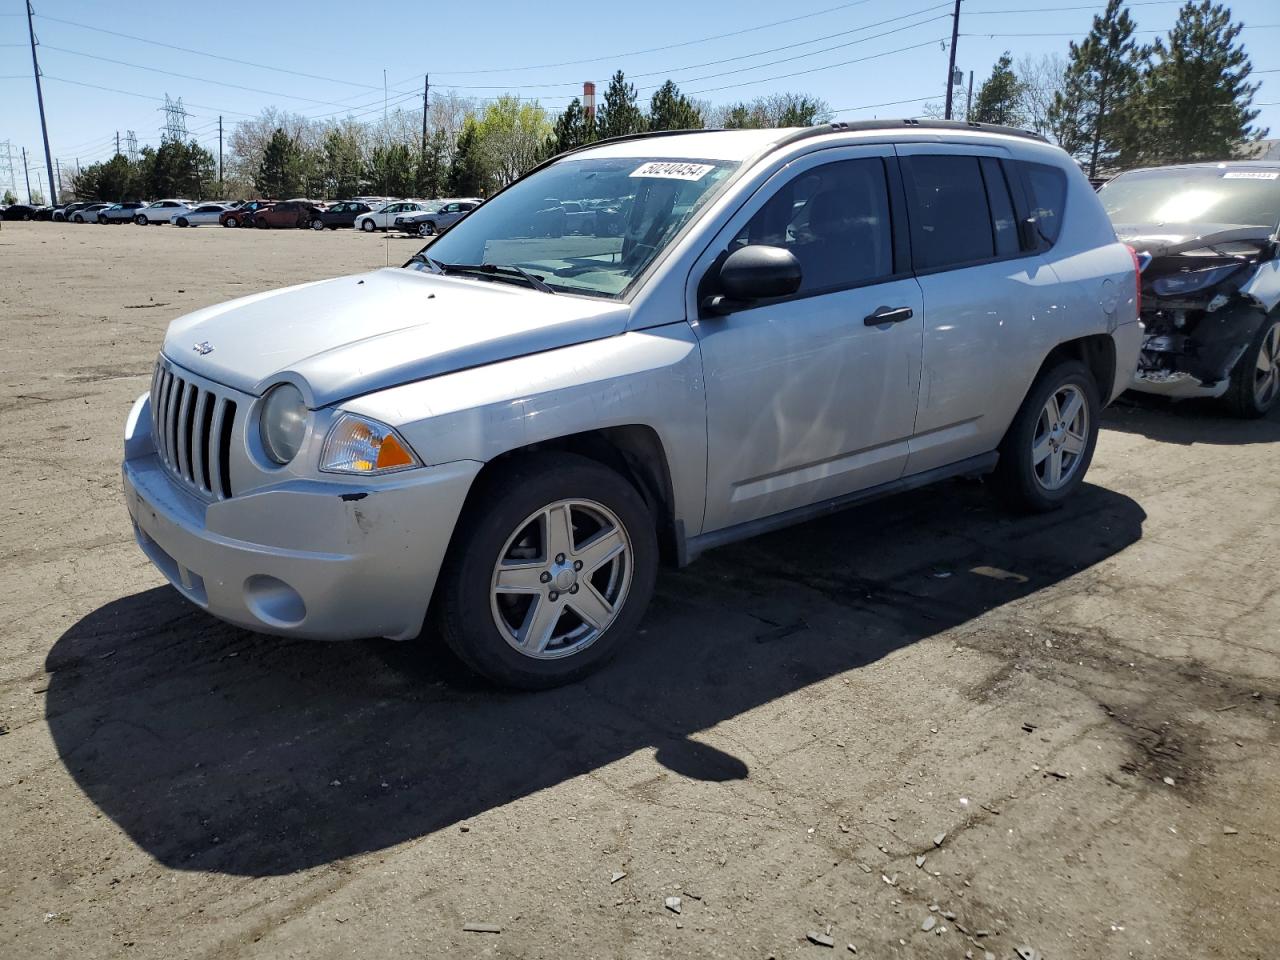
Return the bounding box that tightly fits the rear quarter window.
[1021,162,1068,246]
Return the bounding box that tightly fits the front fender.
[340,325,709,538]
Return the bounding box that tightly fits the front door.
[691,146,925,533]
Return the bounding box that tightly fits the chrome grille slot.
[150,359,238,500]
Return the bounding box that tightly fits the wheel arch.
[1036,333,1117,406]
[461,425,681,567]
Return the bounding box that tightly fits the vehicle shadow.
[1105,393,1280,445]
[46,480,1145,877]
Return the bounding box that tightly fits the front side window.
[418,155,740,298]
[729,157,894,294]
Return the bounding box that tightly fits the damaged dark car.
[1099,161,1280,417]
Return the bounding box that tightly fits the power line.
[39,43,372,108]
[425,0,883,76]
[33,12,384,91]
[684,36,949,96]
[437,4,955,89]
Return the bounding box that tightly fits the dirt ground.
[0,220,1277,960]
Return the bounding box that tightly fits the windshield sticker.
[1222,171,1279,180]
[630,161,716,181]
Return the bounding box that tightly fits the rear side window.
[731,157,894,294]
[980,158,1020,257]
[1021,162,1068,246]
[901,155,995,270]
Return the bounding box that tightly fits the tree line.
[956,0,1265,176]
[69,75,829,203]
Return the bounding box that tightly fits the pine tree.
[721,104,760,129]
[596,71,647,140]
[648,80,703,131]
[322,126,364,198]
[547,98,596,155]
[1135,0,1266,164]
[256,128,304,197]
[1049,0,1146,177]
[417,127,450,197]
[448,120,487,197]
[971,53,1026,127]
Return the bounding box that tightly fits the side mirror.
[703,245,802,316]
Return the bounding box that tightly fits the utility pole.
[217,115,223,192]
[421,74,430,159]
[943,0,962,120]
[25,0,56,200]
[966,70,975,118]
[55,157,62,199]
[116,130,121,156]
[22,146,32,203]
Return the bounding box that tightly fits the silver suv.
[122,121,1141,688]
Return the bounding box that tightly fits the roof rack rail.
[790,117,1048,144]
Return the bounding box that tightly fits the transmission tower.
[0,141,16,197]
[160,94,190,142]
[124,130,139,163]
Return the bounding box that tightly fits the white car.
[354,201,435,232]
[172,203,231,227]
[135,199,194,225]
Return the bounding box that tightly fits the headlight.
[319,413,419,475]
[1150,263,1242,297]
[259,383,309,465]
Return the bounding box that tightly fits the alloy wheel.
[1253,321,1279,410]
[1032,384,1089,491]
[489,499,633,660]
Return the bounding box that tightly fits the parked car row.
[13,196,483,234]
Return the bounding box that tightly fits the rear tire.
[992,359,1100,513]
[432,453,658,690]
[1223,315,1280,419]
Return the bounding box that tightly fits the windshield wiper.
[434,260,557,294]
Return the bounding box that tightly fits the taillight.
[1125,244,1143,318]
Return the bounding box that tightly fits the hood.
[1114,222,1275,258]
[163,267,631,407]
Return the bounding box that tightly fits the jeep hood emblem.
[193,341,214,356]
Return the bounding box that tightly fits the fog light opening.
[243,575,306,627]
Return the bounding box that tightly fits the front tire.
[311,218,325,230]
[1223,315,1280,419]
[256,217,269,229]
[418,221,436,238]
[432,453,658,690]
[176,217,188,227]
[360,218,376,232]
[134,214,147,225]
[993,359,1100,512]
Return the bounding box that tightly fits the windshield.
[413,156,740,298]
[1099,167,1280,229]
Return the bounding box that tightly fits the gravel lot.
[1,221,1277,960]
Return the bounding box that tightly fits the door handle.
[863,306,914,326]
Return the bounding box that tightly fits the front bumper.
[122,393,481,641]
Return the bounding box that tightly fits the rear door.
[895,146,1059,474]
[692,145,926,532]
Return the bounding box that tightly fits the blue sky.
[2,0,1277,197]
